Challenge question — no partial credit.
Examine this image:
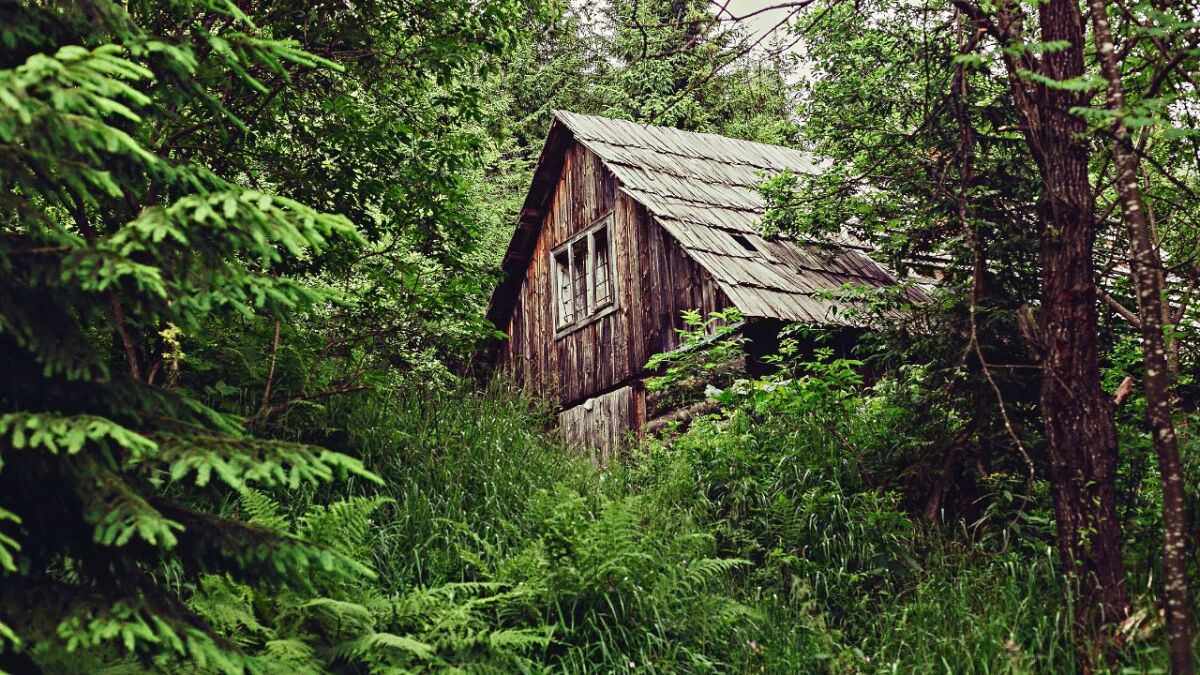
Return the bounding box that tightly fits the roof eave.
[485,113,576,340]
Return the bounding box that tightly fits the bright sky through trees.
[721,0,803,47]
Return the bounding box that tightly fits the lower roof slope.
[488,111,920,334]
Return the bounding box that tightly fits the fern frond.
[295,496,392,560]
[298,598,376,637]
[338,631,436,661]
[487,626,554,652]
[258,638,321,674]
[187,575,270,647]
[669,557,748,595]
[238,488,288,531]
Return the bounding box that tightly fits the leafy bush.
[632,362,924,622]
[645,308,747,415]
[621,323,1101,670]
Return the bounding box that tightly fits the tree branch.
[1099,288,1142,328]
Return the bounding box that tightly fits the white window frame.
[551,212,618,337]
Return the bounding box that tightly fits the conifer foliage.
[0,1,381,669]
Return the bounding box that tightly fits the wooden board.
[556,385,643,466]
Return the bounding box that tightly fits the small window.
[572,242,589,317]
[593,228,611,307]
[552,214,617,334]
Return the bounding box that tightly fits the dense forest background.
[2,0,1200,671]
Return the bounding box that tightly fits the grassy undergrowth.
[198,372,1184,672]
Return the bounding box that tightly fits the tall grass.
[273,374,1179,672]
[315,379,595,589]
[294,380,761,671]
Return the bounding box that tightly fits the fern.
[238,489,289,532]
[186,575,270,648]
[186,494,555,672]
[259,639,320,673]
[460,488,758,669]
[296,496,393,560]
[299,598,376,638]
[336,631,436,661]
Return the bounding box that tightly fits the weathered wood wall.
[499,142,732,418]
[556,384,642,466]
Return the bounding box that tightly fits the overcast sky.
[574,1,800,45]
[719,0,801,46]
[571,0,808,69]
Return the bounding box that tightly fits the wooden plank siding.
[498,143,732,416]
[556,385,640,466]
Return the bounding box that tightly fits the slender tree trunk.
[921,8,995,524]
[1087,1,1196,670]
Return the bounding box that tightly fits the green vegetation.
[2,0,1199,671]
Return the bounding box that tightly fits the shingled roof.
[488,111,915,332]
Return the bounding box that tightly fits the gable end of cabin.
[495,140,732,463]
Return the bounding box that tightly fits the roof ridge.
[553,110,815,163]
[582,138,788,175]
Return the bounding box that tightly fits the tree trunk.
[1029,0,1132,653]
[1087,1,1196,670]
[1036,129,1131,650]
[949,0,1134,654]
[955,0,1133,653]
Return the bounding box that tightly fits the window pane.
[555,251,572,325]
[593,227,610,306]
[571,241,589,318]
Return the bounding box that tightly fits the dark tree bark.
[1033,85,1130,654]
[1087,0,1196,670]
[952,0,1131,656]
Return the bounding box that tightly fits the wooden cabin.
[487,112,911,461]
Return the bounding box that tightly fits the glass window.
[571,240,589,319]
[593,228,611,307]
[554,249,572,326]
[551,214,616,334]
